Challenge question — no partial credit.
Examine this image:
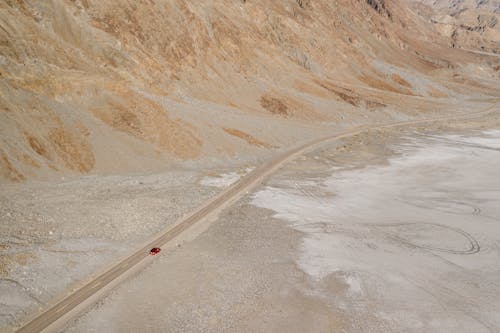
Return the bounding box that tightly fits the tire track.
[397,197,482,216]
[377,222,480,255]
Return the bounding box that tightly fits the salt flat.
[252,129,500,331]
[65,122,500,332]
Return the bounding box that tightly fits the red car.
[149,247,161,255]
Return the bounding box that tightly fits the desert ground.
[1,0,500,332]
[59,110,500,333]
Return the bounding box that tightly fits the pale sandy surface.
[64,113,500,332]
[0,165,257,331]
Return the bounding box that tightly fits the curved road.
[16,102,499,333]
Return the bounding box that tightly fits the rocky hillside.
[409,0,500,52]
[1,0,498,182]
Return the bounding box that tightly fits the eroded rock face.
[0,0,498,182]
[409,0,500,52]
[366,0,392,18]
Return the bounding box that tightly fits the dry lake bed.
[64,125,500,333]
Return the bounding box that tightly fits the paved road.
[16,101,499,333]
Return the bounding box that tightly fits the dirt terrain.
[1,0,499,183]
[1,0,500,331]
[66,110,500,333]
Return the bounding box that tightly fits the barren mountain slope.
[408,0,500,52]
[1,0,499,182]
